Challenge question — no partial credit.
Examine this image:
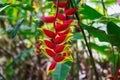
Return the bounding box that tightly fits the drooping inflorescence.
[37,0,77,73]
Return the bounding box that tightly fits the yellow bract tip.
[37,28,43,31]
[67,33,73,37]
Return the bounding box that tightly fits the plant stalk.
[101,0,107,16]
[111,45,116,79]
[69,0,99,80]
[54,0,59,27]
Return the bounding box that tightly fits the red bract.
[54,22,61,32]
[54,45,65,53]
[54,35,66,44]
[58,28,70,36]
[109,75,114,80]
[63,20,73,26]
[43,29,56,38]
[41,16,55,23]
[55,22,69,32]
[57,13,66,20]
[63,52,71,57]
[116,68,120,78]
[44,40,56,49]
[54,1,68,8]
[65,8,77,16]
[54,56,65,62]
[48,61,56,71]
[45,48,56,57]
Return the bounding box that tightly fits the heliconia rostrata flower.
[37,0,77,73]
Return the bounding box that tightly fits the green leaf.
[0,15,14,19]
[81,22,120,48]
[78,4,103,20]
[89,42,110,56]
[95,16,120,23]
[107,35,120,48]
[73,32,83,40]
[84,25,109,42]
[12,18,25,38]
[52,62,72,80]
[90,0,116,5]
[80,23,89,29]
[107,22,120,48]
[80,23,109,42]
[72,0,80,5]
[107,22,120,39]
[21,4,34,11]
[108,52,118,64]
[0,5,10,12]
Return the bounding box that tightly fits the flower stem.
[69,0,99,80]
[101,0,107,16]
[54,0,59,27]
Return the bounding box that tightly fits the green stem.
[76,49,81,79]
[111,45,116,78]
[29,0,33,26]
[54,0,59,27]
[69,0,99,80]
[101,0,107,16]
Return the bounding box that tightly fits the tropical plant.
[0,0,120,80]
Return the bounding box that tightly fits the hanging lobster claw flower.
[43,29,56,38]
[57,28,70,36]
[65,8,77,16]
[54,45,65,53]
[54,34,67,44]
[45,48,56,57]
[57,13,66,20]
[41,16,56,23]
[48,61,57,74]
[54,56,65,62]
[44,40,56,49]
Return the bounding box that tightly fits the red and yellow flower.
[36,0,77,73]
